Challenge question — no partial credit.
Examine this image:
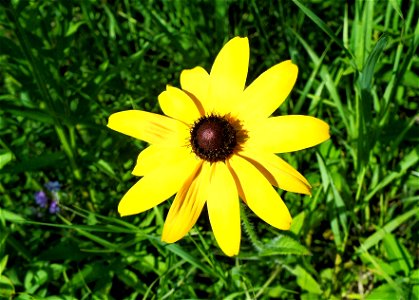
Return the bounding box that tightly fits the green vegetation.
[0,0,417,299]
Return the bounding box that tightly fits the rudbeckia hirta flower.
[108,37,330,256]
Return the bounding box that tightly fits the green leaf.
[38,241,88,261]
[0,102,54,124]
[360,254,396,277]
[357,207,419,254]
[366,148,419,201]
[366,283,399,300]
[301,294,321,300]
[389,0,403,18]
[292,265,323,295]
[60,262,108,293]
[359,251,404,296]
[0,209,26,223]
[116,268,139,288]
[163,243,216,277]
[94,159,117,179]
[316,153,348,249]
[359,35,389,90]
[0,275,15,299]
[290,211,305,235]
[0,152,66,174]
[65,21,87,36]
[0,151,13,170]
[411,269,419,299]
[411,269,419,284]
[0,255,8,276]
[292,28,349,132]
[383,234,414,276]
[291,0,353,59]
[356,35,389,169]
[260,235,311,256]
[0,36,22,57]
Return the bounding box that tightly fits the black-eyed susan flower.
[108,37,330,256]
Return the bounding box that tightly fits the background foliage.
[0,0,418,299]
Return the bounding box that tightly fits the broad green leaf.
[290,211,305,235]
[360,251,404,296]
[360,253,396,277]
[383,233,413,276]
[0,255,8,276]
[0,151,13,170]
[0,209,25,223]
[65,21,87,36]
[366,283,399,300]
[268,285,299,299]
[0,275,15,299]
[301,294,321,300]
[411,269,419,299]
[411,269,419,284]
[116,268,139,288]
[292,265,323,295]
[94,159,117,179]
[402,70,419,88]
[260,235,311,256]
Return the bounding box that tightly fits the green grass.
[0,0,418,299]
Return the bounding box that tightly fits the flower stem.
[240,203,263,252]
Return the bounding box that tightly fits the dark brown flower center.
[190,115,237,162]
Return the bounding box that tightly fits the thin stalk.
[240,204,263,252]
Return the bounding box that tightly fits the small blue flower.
[49,200,60,214]
[45,181,61,192]
[34,191,48,208]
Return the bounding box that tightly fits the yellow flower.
[108,37,330,256]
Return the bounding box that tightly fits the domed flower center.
[190,115,237,162]
[196,121,224,150]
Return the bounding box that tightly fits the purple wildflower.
[49,200,60,214]
[35,191,48,208]
[45,181,61,192]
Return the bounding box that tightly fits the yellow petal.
[158,85,201,124]
[207,162,240,256]
[239,150,311,195]
[209,37,249,114]
[132,145,190,177]
[228,155,292,230]
[247,115,330,153]
[162,162,209,243]
[118,149,199,216]
[238,60,298,121]
[108,110,189,146]
[180,66,210,116]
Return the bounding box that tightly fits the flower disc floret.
[190,115,237,162]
